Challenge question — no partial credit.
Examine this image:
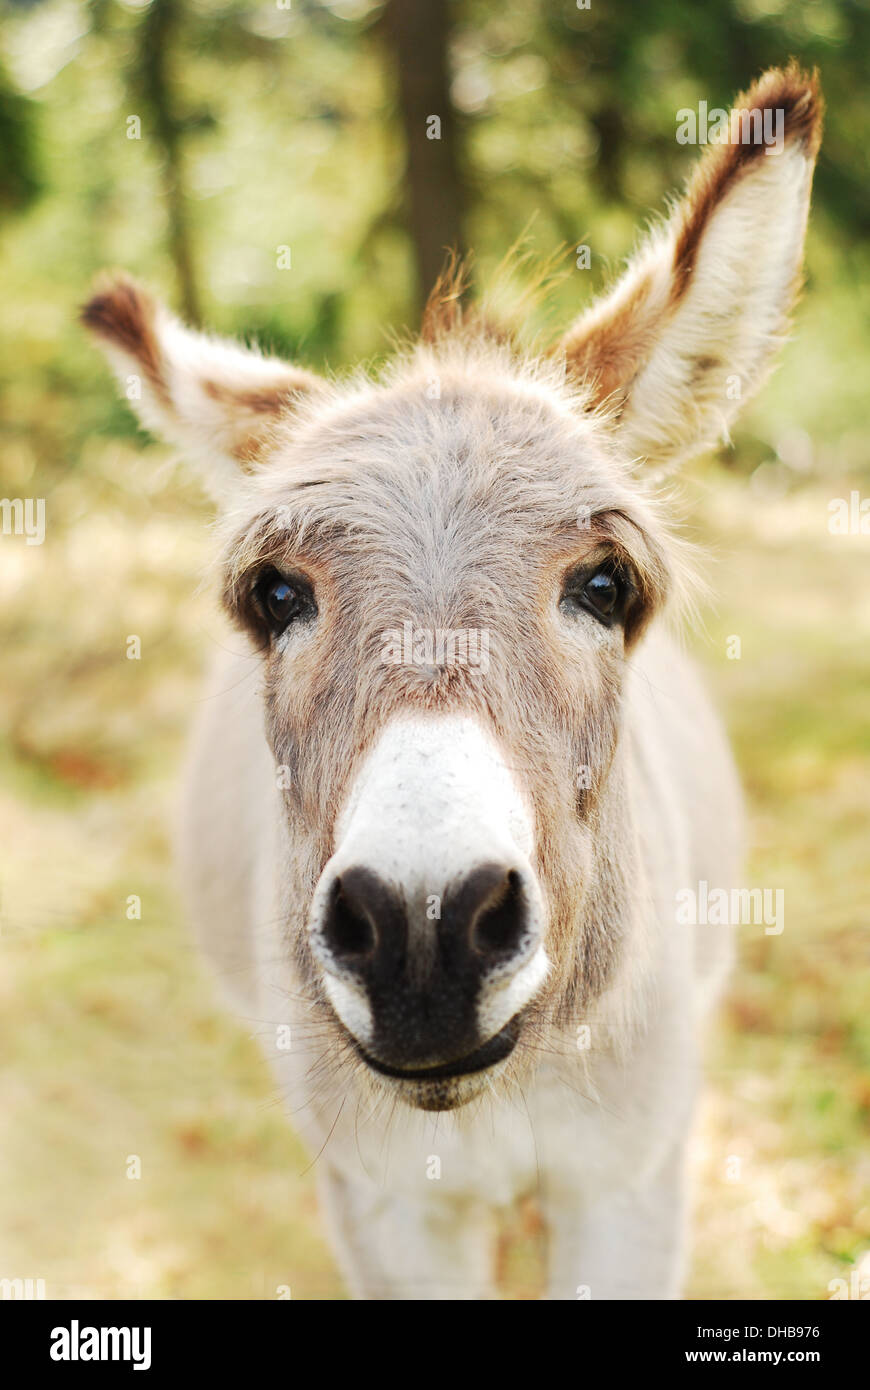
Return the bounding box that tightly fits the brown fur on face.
[217,350,682,1028]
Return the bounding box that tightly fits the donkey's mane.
[418,247,566,352]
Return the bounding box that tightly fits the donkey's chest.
[288,1056,669,1205]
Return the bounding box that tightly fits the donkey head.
[85,67,820,1110]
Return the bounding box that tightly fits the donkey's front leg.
[317,1163,497,1300]
[543,1139,689,1300]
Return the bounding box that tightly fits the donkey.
[84,66,821,1299]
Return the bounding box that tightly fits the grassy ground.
[1,454,868,1300]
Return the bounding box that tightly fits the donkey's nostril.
[321,866,402,964]
[461,865,529,962]
[327,882,375,959]
[314,858,535,1000]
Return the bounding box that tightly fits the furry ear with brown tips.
[82,273,324,497]
[557,64,823,471]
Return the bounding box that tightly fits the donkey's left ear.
[82,273,324,497]
[558,64,823,471]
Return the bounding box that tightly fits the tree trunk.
[382,0,466,309]
[135,0,201,324]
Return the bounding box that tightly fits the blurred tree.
[2,0,869,481]
[132,0,201,323]
[0,54,42,214]
[467,0,870,239]
[381,0,466,304]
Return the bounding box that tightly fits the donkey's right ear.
[555,65,822,474]
[81,274,324,497]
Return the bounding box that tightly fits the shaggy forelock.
[219,335,693,607]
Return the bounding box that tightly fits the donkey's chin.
[355,1023,520,1112]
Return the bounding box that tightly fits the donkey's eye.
[254,568,312,636]
[266,579,299,625]
[583,570,621,620]
[560,563,630,629]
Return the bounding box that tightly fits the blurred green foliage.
[1,0,869,491]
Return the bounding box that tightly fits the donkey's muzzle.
[311,860,539,1073]
[305,715,550,1096]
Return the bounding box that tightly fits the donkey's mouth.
[356,1020,519,1083]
